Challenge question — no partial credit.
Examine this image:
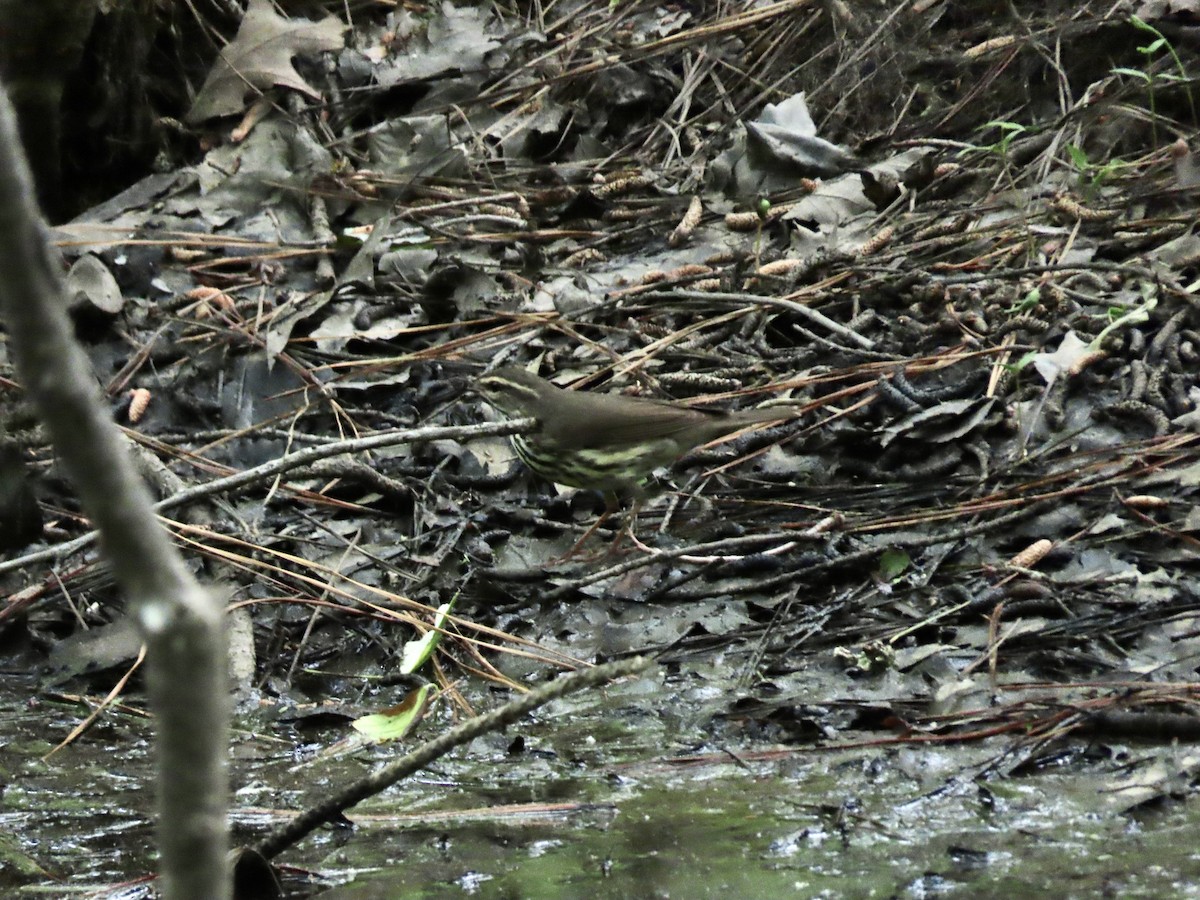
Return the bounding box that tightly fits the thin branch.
[0,84,229,900]
[255,655,654,859]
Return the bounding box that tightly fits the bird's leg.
[550,491,620,561]
[605,494,646,557]
[596,486,655,558]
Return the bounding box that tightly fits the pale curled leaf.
[65,253,124,314]
[399,601,455,674]
[1031,330,1090,383]
[744,91,861,178]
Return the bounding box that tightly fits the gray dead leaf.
[1167,459,1200,486]
[1101,751,1200,813]
[929,676,993,716]
[308,304,368,351]
[193,118,333,234]
[374,3,500,85]
[745,92,862,179]
[1051,547,1140,583]
[1170,138,1200,189]
[220,353,312,430]
[1086,512,1131,535]
[266,290,332,359]
[186,0,346,123]
[710,92,862,196]
[892,643,956,671]
[1172,387,1200,432]
[366,115,469,178]
[1149,228,1200,268]
[1031,330,1090,383]
[490,103,572,161]
[535,275,595,314]
[379,246,439,280]
[468,435,519,477]
[778,147,931,251]
[879,397,995,447]
[1135,0,1200,20]
[65,253,124,314]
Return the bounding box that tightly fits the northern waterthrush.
[475,367,790,492]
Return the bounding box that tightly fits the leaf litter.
[5,0,1200,894]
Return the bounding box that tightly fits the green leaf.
[1066,144,1089,170]
[399,600,455,674]
[877,549,911,583]
[1004,350,1038,374]
[1110,67,1151,82]
[1091,291,1158,351]
[981,120,1026,135]
[1008,288,1040,314]
[351,683,436,742]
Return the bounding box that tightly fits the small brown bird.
[475,366,790,493]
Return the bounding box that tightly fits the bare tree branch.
[0,84,230,899]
